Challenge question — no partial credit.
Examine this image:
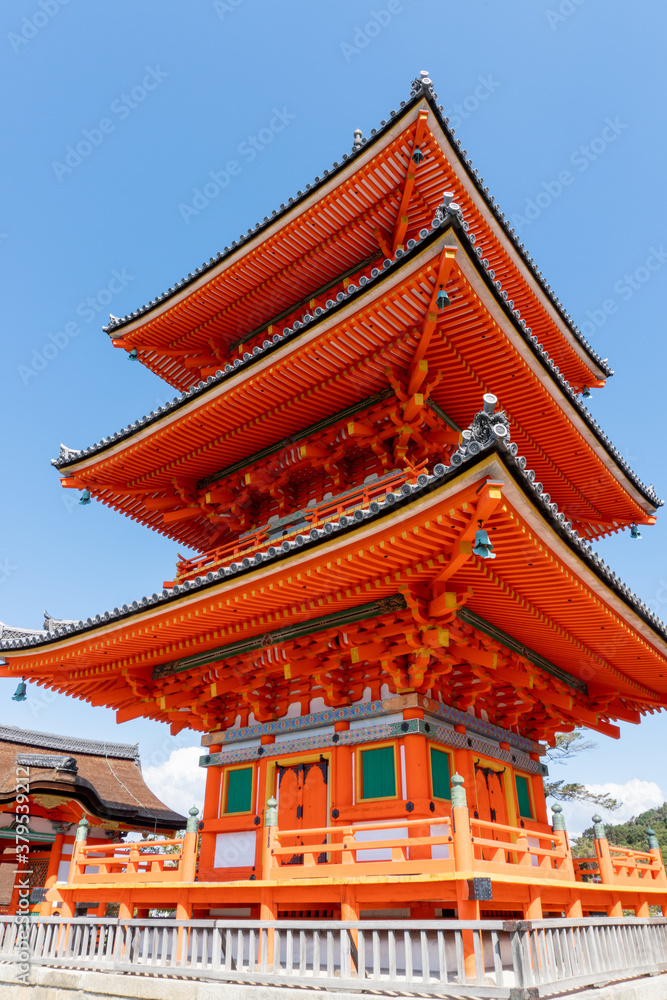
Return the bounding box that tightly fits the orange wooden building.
[2,71,667,923]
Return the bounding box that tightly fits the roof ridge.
[0,724,139,759]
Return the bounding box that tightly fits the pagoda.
[2,71,667,926]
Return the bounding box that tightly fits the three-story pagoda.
[3,72,667,924]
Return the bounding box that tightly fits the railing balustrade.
[73,838,185,883]
[173,469,410,582]
[268,814,456,876]
[60,791,667,923]
[2,915,667,998]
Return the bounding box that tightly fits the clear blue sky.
[1,0,666,823]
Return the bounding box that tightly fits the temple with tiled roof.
[0,724,184,917]
[1,72,666,940]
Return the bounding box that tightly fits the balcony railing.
[61,788,667,901]
[71,838,187,884]
[3,915,667,998]
[171,469,410,583]
[63,816,199,889]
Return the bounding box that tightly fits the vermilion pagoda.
[3,72,667,927]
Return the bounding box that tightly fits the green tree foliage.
[544,731,619,811]
[573,804,667,856]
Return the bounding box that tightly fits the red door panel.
[276,760,328,865]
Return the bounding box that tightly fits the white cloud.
[144,745,206,820]
[557,778,665,839]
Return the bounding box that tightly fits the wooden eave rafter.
[8,457,667,735]
[110,98,605,393]
[60,234,653,553]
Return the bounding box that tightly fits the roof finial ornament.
[410,69,434,98]
[103,315,121,334]
[56,444,80,463]
[432,190,460,228]
[449,394,511,468]
[352,128,363,151]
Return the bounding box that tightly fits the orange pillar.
[261,797,279,965]
[552,804,583,917]
[180,807,199,883]
[67,815,90,884]
[341,885,359,973]
[529,753,548,824]
[332,722,352,816]
[199,743,222,870]
[450,773,479,980]
[402,708,430,866]
[593,815,622,916]
[40,832,65,916]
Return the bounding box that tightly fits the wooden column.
[402,708,430,862]
[529,752,548,824]
[261,797,279,965]
[199,742,222,871]
[553,805,583,917]
[180,807,199,882]
[452,726,475,811]
[67,815,89,884]
[332,721,352,818]
[592,815,622,916]
[40,832,65,916]
[450,774,479,980]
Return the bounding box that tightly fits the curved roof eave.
[52,219,662,515]
[9,432,667,664]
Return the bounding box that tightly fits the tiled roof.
[0,727,186,829]
[51,208,662,514]
[103,71,611,380]
[0,724,139,760]
[7,395,666,654]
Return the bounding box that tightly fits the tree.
[572,804,667,858]
[544,731,619,811]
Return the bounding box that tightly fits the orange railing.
[264,814,456,880]
[71,839,186,884]
[173,469,410,582]
[66,823,199,887]
[574,843,666,886]
[469,816,572,875]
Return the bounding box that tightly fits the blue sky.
[1,0,666,828]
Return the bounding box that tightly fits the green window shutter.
[515,774,533,818]
[430,747,451,800]
[361,746,396,799]
[225,767,253,813]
